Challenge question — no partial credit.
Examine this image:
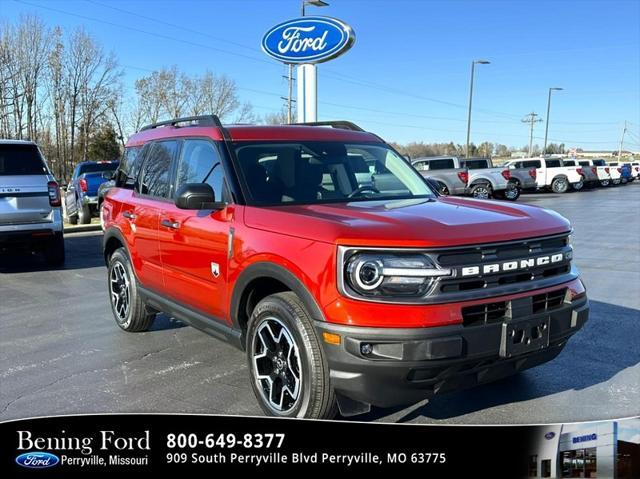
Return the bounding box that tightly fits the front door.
[159,138,232,322]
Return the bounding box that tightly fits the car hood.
[243,197,571,247]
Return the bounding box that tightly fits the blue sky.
[2,0,639,149]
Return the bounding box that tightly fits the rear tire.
[107,247,155,332]
[78,202,91,224]
[551,176,569,193]
[572,179,584,191]
[247,291,337,419]
[600,179,610,187]
[44,233,65,266]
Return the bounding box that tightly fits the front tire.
[551,176,569,193]
[108,247,155,332]
[572,179,584,191]
[600,179,610,187]
[247,292,337,419]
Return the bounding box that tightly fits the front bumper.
[316,295,588,408]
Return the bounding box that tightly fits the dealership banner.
[0,413,535,476]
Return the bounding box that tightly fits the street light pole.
[465,60,490,158]
[543,87,563,155]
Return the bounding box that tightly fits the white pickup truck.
[504,157,583,193]
[566,158,612,187]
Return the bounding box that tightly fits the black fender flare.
[230,262,326,333]
[102,226,130,264]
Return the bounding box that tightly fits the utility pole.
[618,120,627,160]
[281,65,296,124]
[522,112,542,157]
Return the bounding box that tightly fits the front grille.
[462,287,567,327]
[437,234,572,294]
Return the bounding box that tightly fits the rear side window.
[592,159,606,166]
[0,144,47,175]
[546,159,561,168]
[427,159,455,170]
[579,161,590,167]
[139,141,178,198]
[523,160,541,168]
[174,139,226,201]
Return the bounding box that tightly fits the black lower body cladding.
[315,294,589,409]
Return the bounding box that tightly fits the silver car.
[0,140,65,265]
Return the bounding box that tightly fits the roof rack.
[140,115,223,131]
[294,120,365,132]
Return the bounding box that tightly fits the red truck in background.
[102,116,589,419]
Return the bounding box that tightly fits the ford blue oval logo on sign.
[262,16,355,64]
[15,452,60,469]
[545,432,556,440]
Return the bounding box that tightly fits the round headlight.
[354,259,384,290]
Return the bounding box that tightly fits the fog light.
[360,343,373,356]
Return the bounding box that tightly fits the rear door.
[159,138,232,321]
[0,143,53,226]
[127,140,179,292]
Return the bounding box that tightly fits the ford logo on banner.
[15,452,60,469]
[262,16,355,64]
[544,432,556,440]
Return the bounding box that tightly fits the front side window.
[564,160,576,166]
[174,139,226,202]
[234,141,435,205]
[139,141,178,198]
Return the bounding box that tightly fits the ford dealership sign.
[262,16,355,64]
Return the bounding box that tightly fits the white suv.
[0,140,65,265]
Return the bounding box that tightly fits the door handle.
[122,211,137,220]
[161,219,180,230]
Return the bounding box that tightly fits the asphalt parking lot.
[1,184,639,424]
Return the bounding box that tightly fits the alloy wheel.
[110,262,130,322]
[252,317,302,413]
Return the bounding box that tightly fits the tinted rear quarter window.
[0,144,47,176]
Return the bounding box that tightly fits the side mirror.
[175,183,225,210]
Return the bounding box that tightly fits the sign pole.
[297,64,317,122]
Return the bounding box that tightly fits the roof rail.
[294,120,365,132]
[140,115,223,131]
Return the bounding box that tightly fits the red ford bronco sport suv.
[102,115,589,419]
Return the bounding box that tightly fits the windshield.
[234,141,435,205]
